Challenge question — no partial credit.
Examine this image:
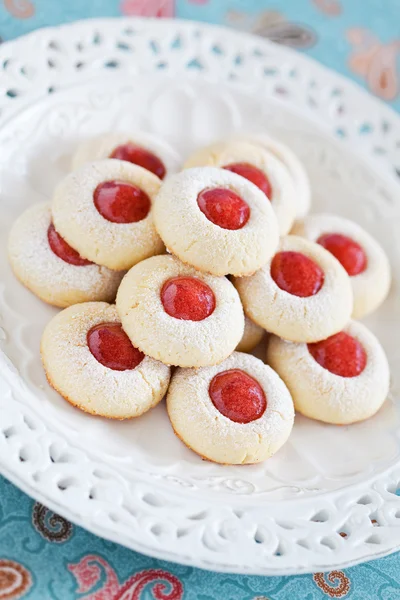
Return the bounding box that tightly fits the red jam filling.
[308,331,367,378]
[223,162,272,198]
[93,180,150,223]
[271,251,324,297]
[209,369,267,423]
[87,322,144,371]
[110,143,166,179]
[161,277,216,321]
[197,187,250,230]
[317,233,367,276]
[47,223,92,266]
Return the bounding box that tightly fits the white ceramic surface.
[0,17,400,575]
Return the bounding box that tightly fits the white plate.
[1,17,400,576]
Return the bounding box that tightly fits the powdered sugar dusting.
[153,167,279,276]
[71,131,182,175]
[167,351,294,464]
[52,160,164,271]
[266,320,390,424]
[41,302,171,418]
[234,235,353,343]
[116,254,244,367]
[8,203,123,307]
[292,213,391,319]
[184,139,297,235]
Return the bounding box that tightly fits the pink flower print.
[120,0,174,17]
[347,28,400,101]
[68,555,184,600]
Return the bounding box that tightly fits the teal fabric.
[0,2,400,598]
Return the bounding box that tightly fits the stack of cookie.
[8,132,391,465]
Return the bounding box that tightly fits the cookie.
[116,254,244,367]
[184,140,296,234]
[236,316,264,353]
[167,352,294,464]
[153,167,279,276]
[292,213,391,319]
[52,159,164,271]
[8,203,122,308]
[71,132,180,178]
[266,321,390,424]
[235,133,311,218]
[41,302,171,419]
[233,235,353,343]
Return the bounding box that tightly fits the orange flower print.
[313,571,351,598]
[312,0,342,17]
[347,28,400,101]
[0,559,32,599]
[3,0,34,18]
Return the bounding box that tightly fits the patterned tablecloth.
[0,1,399,599]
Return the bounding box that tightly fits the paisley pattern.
[0,560,32,599]
[0,1,399,598]
[68,556,183,600]
[313,572,351,597]
[32,502,73,543]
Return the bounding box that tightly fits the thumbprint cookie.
[266,320,390,424]
[234,133,311,218]
[184,140,296,234]
[153,167,279,276]
[41,302,170,419]
[52,159,164,271]
[233,235,353,343]
[116,254,244,367]
[8,203,122,307]
[71,132,180,178]
[167,352,294,464]
[292,213,391,319]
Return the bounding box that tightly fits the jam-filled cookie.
[235,133,311,218]
[71,132,180,179]
[236,316,264,353]
[8,203,122,307]
[266,321,390,424]
[167,352,294,464]
[41,302,170,419]
[184,140,296,234]
[52,159,164,271]
[116,254,244,367]
[292,213,391,319]
[153,167,279,277]
[233,235,353,343]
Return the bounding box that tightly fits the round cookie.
[236,316,264,353]
[184,140,296,234]
[233,235,353,343]
[235,133,311,218]
[52,159,164,271]
[167,352,294,464]
[266,320,390,424]
[292,213,391,319]
[8,203,123,308]
[71,132,180,178]
[41,302,171,419]
[153,167,279,277]
[116,254,244,367]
